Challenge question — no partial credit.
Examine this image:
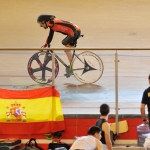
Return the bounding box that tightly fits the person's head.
[148,74,150,84]
[100,103,110,116]
[87,126,101,140]
[37,14,55,29]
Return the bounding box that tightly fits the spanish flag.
[0,86,65,135]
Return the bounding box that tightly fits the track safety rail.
[0,47,150,136]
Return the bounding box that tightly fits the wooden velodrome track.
[0,0,150,114]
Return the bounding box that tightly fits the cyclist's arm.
[46,28,54,45]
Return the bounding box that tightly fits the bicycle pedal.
[66,66,73,75]
[64,74,70,78]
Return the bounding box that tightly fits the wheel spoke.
[33,54,43,67]
[45,67,52,72]
[32,67,42,73]
[42,68,46,80]
[43,55,52,66]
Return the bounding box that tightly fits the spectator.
[95,104,113,150]
[140,74,150,125]
[70,126,102,150]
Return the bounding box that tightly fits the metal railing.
[0,47,150,135]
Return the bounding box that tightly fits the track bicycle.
[27,35,104,84]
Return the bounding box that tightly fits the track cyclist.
[37,14,81,75]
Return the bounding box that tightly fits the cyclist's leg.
[64,50,72,63]
[62,31,81,76]
[71,30,81,47]
[62,35,75,75]
[62,30,81,62]
[62,35,75,63]
[62,30,80,46]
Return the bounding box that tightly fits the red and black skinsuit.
[45,19,81,46]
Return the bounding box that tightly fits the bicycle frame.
[47,50,84,69]
[45,34,85,69]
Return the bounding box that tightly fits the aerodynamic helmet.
[37,14,56,24]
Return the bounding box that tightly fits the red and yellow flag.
[0,86,65,135]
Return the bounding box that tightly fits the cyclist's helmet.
[37,14,56,24]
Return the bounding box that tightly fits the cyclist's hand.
[41,44,50,48]
[40,44,47,51]
[41,44,47,48]
[47,44,51,48]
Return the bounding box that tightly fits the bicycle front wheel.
[72,51,104,83]
[27,51,59,84]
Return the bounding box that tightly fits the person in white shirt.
[70,126,102,150]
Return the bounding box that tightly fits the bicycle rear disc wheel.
[27,51,59,84]
[72,51,104,83]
